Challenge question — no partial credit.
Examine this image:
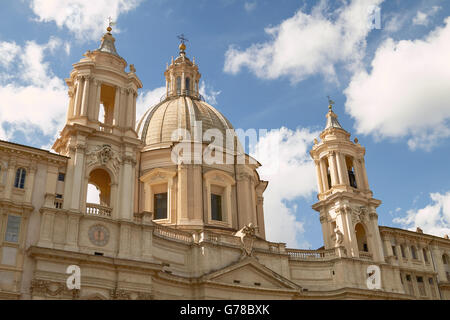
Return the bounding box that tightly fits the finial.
[444,234,449,240]
[107,16,116,33]
[177,34,189,53]
[354,137,359,144]
[327,95,335,111]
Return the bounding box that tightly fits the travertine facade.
[0,28,449,300]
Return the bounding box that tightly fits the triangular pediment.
[202,257,302,292]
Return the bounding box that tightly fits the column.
[177,164,188,224]
[256,196,265,239]
[352,158,363,189]
[113,86,121,126]
[383,238,393,257]
[126,89,134,128]
[181,72,186,93]
[93,80,102,122]
[132,91,137,129]
[73,77,83,117]
[319,159,329,191]
[328,152,339,187]
[70,143,86,211]
[120,155,134,220]
[4,159,16,199]
[337,153,350,185]
[315,160,324,193]
[67,90,75,121]
[320,215,331,249]
[24,163,37,203]
[80,76,90,117]
[360,158,370,190]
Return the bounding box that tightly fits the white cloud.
[29,0,143,41]
[0,42,20,68]
[224,0,383,83]
[199,81,221,105]
[136,86,166,122]
[244,1,257,13]
[394,191,450,237]
[251,127,319,248]
[0,38,68,146]
[344,17,450,151]
[412,6,441,26]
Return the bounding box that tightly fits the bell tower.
[52,25,142,221]
[310,100,384,262]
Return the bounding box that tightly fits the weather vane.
[107,16,116,32]
[177,34,189,44]
[327,95,335,111]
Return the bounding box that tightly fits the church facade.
[0,27,449,300]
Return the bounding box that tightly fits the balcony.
[287,248,336,260]
[86,203,112,217]
[359,251,373,260]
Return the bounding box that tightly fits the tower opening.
[87,168,111,207]
[185,77,190,94]
[99,84,116,126]
[345,156,358,189]
[355,223,369,252]
[176,77,181,95]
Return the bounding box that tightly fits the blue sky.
[1,0,450,249]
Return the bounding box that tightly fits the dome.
[137,95,235,148]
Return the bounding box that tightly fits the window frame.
[4,214,22,243]
[140,168,176,224]
[204,170,235,228]
[14,167,27,189]
[154,192,168,220]
[210,193,223,222]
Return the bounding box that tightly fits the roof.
[137,95,237,149]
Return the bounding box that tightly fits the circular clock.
[88,224,110,247]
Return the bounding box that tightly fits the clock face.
[88,224,110,247]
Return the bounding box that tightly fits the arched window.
[355,223,369,252]
[443,254,448,265]
[176,77,181,94]
[86,168,113,217]
[411,246,417,260]
[14,168,26,189]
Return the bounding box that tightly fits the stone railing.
[85,203,112,217]
[286,248,336,260]
[359,251,373,260]
[153,224,193,244]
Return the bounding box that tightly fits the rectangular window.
[58,173,65,182]
[428,278,434,285]
[211,193,222,221]
[392,246,397,257]
[401,245,406,258]
[154,193,168,220]
[5,215,21,243]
